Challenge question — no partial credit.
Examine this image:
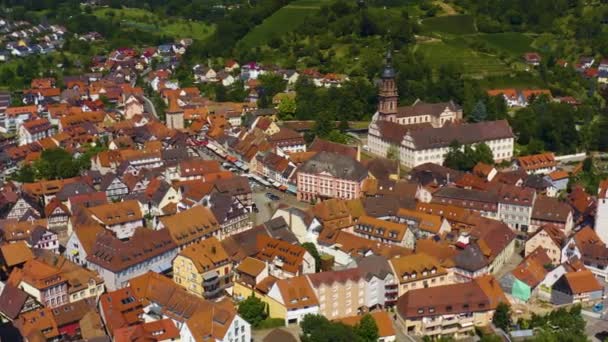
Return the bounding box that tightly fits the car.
[265,192,280,201]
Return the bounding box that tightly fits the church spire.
[378,48,398,120]
[382,49,396,79]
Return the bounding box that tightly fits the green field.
[416,39,510,76]
[239,0,330,48]
[475,32,535,56]
[420,15,477,35]
[93,7,214,40]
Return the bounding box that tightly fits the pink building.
[296,152,368,202]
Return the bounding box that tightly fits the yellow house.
[173,237,232,299]
[265,276,319,325]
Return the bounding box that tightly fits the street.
[190,145,311,225]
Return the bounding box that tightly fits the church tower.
[378,50,398,121]
[166,96,184,130]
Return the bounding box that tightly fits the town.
[0,1,607,342]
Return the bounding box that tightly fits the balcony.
[203,282,233,299]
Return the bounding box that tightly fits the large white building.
[367,52,515,168]
[595,179,608,244]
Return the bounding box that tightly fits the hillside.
[239,0,330,48]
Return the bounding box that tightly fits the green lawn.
[93,7,214,40]
[239,0,330,48]
[420,15,477,35]
[416,39,510,76]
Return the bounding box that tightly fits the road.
[143,95,159,119]
[583,278,608,341]
[190,145,311,225]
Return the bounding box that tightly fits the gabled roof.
[516,153,556,172]
[274,276,319,310]
[562,270,603,294]
[88,200,142,226]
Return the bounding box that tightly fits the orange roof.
[390,253,446,283]
[236,257,266,277]
[517,153,556,171]
[0,241,34,267]
[473,162,494,178]
[474,275,509,308]
[178,237,229,273]
[31,78,55,89]
[20,259,65,290]
[274,276,319,310]
[396,208,444,234]
[548,170,569,181]
[16,308,59,339]
[512,247,551,287]
[88,200,142,226]
[415,239,457,268]
[114,319,180,342]
[521,89,552,100]
[564,270,603,294]
[337,312,395,338]
[5,105,38,117]
[24,87,61,97]
[487,89,517,99]
[256,235,309,274]
[355,215,409,242]
[599,179,608,198]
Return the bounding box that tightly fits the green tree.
[386,145,400,162]
[237,295,268,328]
[12,164,35,183]
[277,96,296,119]
[470,100,487,122]
[301,314,358,342]
[492,302,512,331]
[474,143,494,165]
[354,314,379,342]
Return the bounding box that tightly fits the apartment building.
[87,200,143,240]
[173,237,233,299]
[306,268,367,320]
[159,205,220,249]
[353,215,415,248]
[296,151,369,202]
[396,276,507,339]
[514,153,557,175]
[389,254,450,296]
[255,235,315,279]
[86,227,178,290]
[15,259,68,308]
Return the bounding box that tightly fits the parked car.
[265,192,280,201]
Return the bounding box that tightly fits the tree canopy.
[300,314,379,342]
[237,295,268,328]
[443,141,494,171]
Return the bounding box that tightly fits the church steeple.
[378,49,398,121]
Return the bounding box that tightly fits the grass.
[255,318,285,330]
[475,32,535,56]
[93,7,214,40]
[420,15,477,35]
[239,0,330,48]
[416,39,510,76]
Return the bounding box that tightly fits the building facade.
[367,52,514,168]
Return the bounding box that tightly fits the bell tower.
[378,50,398,121]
